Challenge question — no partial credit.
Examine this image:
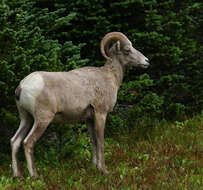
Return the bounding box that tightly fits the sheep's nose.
[145,59,150,65]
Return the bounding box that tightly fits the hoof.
[98,166,109,175]
[102,168,109,175]
[13,175,23,179]
[31,173,39,179]
[13,171,23,178]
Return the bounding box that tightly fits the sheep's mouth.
[142,59,150,68]
[138,62,149,69]
[142,63,149,69]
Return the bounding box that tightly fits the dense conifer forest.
[0,0,202,189]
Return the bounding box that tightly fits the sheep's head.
[101,32,149,68]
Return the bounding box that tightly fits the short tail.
[15,85,22,101]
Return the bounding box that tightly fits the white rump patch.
[19,72,44,115]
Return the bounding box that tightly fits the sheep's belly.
[52,106,93,124]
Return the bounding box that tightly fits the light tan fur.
[11,32,149,177]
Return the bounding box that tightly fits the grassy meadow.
[0,116,202,190]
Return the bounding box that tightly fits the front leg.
[94,112,108,174]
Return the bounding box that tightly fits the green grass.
[0,117,202,190]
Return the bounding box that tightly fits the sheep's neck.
[103,60,125,88]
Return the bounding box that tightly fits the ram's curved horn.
[100,32,132,62]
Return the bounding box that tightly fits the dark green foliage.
[0,0,87,154]
[0,0,202,156]
[60,0,202,116]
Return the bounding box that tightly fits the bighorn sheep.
[11,32,149,177]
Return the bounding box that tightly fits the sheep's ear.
[115,41,121,52]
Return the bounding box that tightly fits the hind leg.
[11,108,33,177]
[86,120,97,165]
[23,112,54,178]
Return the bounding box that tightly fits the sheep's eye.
[123,48,130,55]
[123,46,131,55]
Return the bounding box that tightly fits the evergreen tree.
[0,0,87,153]
[0,0,202,154]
